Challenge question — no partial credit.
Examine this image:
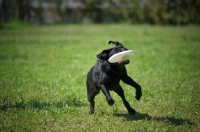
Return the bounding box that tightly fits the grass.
[0,23,200,131]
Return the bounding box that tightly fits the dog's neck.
[106,62,124,75]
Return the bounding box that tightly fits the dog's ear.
[96,48,112,60]
[108,41,123,47]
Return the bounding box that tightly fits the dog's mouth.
[117,59,130,64]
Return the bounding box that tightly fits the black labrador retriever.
[86,41,142,115]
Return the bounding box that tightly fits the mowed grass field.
[0,24,200,131]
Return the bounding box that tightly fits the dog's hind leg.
[87,81,99,114]
[114,85,136,115]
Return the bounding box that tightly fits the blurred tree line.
[0,0,200,25]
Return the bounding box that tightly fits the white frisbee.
[108,50,135,63]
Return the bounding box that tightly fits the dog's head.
[97,41,130,65]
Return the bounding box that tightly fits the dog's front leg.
[122,76,142,101]
[99,84,114,105]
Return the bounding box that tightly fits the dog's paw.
[128,108,136,115]
[89,107,95,114]
[107,98,115,106]
[135,95,141,101]
[135,86,142,101]
[89,111,94,114]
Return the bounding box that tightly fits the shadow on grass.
[0,95,87,111]
[114,112,195,126]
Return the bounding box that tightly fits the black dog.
[86,41,142,115]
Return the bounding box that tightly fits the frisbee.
[108,50,135,63]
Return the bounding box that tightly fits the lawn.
[0,23,200,131]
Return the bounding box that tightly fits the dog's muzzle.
[118,59,130,64]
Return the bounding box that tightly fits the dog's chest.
[105,74,121,90]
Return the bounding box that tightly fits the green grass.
[0,24,200,131]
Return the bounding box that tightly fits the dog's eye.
[122,47,128,50]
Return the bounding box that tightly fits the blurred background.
[0,0,200,26]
